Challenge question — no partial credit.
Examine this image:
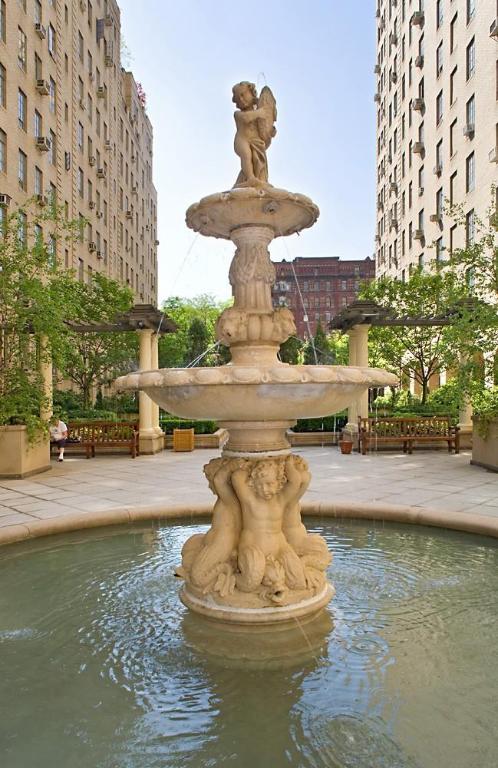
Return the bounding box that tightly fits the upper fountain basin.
[186,186,319,240]
[116,364,398,422]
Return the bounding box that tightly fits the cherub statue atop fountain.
[232,81,277,188]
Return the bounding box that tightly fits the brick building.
[0,0,158,304]
[271,256,375,339]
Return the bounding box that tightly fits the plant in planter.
[338,438,353,455]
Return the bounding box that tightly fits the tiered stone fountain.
[117,81,396,625]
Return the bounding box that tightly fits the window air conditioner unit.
[96,251,102,259]
[36,79,50,95]
[390,70,397,83]
[96,211,103,219]
[374,93,381,103]
[88,71,94,82]
[79,98,86,110]
[489,147,498,163]
[97,167,106,178]
[415,55,424,68]
[155,239,160,246]
[490,20,498,39]
[36,136,51,151]
[374,64,380,74]
[104,140,111,150]
[35,23,46,39]
[413,229,424,240]
[97,86,105,98]
[418,186,424,196]
[413,141,425,154]
[35,194,49,206]
[411,11,424,26]
[104,14,113,26]
[389,217,399,229]
[463,123,475,138]
[389,182,398,194]
[89,155,96,166]
[412,97,424,111]
[0,193,11,206]
[88,241,97,252]
[126,210,133,219]
[89,200,96,209]
[433,163,443,176]
[430,214,442,223]
[132,185,138,194]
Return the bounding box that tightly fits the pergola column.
[39,334,53,422]
[458,355,473,447]
[138,329,163,454]
[345,323,370,434]
[150,332,164,437]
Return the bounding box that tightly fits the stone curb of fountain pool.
[0,500,497,548]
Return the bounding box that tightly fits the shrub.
[159,417,218,435]
[293,414,347,433]
[472,387,498,437]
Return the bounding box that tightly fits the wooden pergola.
[65,303,177,335]
[328,298,477,437]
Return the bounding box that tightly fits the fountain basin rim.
[116,365,398,390]
[1,498,497,549]
[185,186,319,239]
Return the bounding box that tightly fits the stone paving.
[0,447,497,531]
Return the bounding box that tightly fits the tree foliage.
[158,294,231,367]
[0,202,79,434]
[60,273,137,407]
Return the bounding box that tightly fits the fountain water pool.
[1,517,497,768]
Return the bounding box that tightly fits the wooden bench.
[51,421,139,459]
[358,416,460,455]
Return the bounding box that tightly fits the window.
[436,42,443,77]
[466,94,475,127]
[450,119,457,155]
[34,109,42,138]
[18,212,27,246]
[466,152,475,192]
[450,67,457,104]
[436,0,443,28]
[450,225,457,255]
[34,165,42,195]
[34,0,42,24]
[465,209,475,245]
[78,32,84,62]
[450,171,457,204]
[17,89,26,130]
[436,238,445,262]
[49,129,55,165]
[18,27,27,70]
[18,149,27,190]
[78,122,84,151]
[49,77,56,113]
[436,139,443,171]
[466,0,475,23]
[0,63,5,108]
[34,52,42,80]
[436,187,443,217]
[450,13,457,53]
[78,168,84,197]
[78,258,84,282]
[0,2,5,43]
[466,38,475,80]
[436,91,443,125]
[0,128,6,172]
[48,24,55,56]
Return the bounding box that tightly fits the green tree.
[0,201,79,435]
[303,322,333,364]
[360,268,469,404]
[61,273,137,407]
[185,317,211,365]
[158,294,230,368]
[279,335,303,364]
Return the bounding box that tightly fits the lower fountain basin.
[116,364,397,421]
[1,518,497,768]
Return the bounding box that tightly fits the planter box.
[471,418,498,472]
[0,426,51,479]
[165,429,228,450]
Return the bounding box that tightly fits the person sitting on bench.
[49,415,68,462]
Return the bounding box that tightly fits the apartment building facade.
[271,256,375,339]
[0,0,158,304]
[375,0,498,279]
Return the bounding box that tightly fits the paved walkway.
[0,448,497,532]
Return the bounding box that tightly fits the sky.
[118,0,377,304]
